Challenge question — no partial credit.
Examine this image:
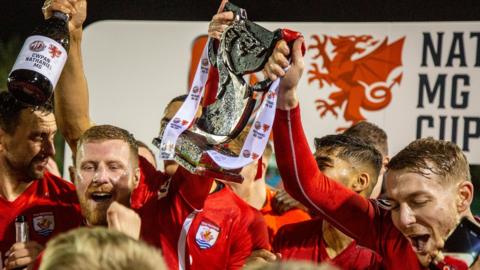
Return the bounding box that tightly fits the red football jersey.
[272,106,443,270]
[135,157,214,270]
[0,172,82,266]
[186,184,270,270]
[273,218,383,270]
[130,156,167,210]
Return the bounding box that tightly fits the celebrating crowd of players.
[0,0,479,269]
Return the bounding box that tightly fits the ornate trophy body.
[154,3,296,182]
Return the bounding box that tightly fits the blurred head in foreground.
[40,227,166,270]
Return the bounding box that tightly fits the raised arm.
[45,0,92,154]
[265,38,386,250]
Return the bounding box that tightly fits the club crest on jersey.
[33,212,55,237]
[195,221,219,249]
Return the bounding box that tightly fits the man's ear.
[456,180,474,213]
[72,167,81,186]
[261,158,268,171]
[133,167,141,189]
[352,172,371,194]
[68,166,76,182]
[383,156,390,166]
[381,156,390,174]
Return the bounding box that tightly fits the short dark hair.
[167,94,188,107]
[77,125,138,166]
[161,94,189,124]
[136,140,157,167]
[0,91,53,134]
[344,121,388,157]
[136,140,153,154]
[314,134,383,185]
[387,137,470,184]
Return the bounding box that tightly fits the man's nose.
[92,167,110,185]
[399,204,416,227]
[42,138,56,157]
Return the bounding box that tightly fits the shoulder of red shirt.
[41,171,78,202]
[131,156,169,209]
[273,217,324,246]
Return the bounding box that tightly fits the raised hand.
[4,241,43,270]
[42,0,87,33]
[263,37,305,110]
[243,249,280,268]
[208,0,234,40]
[272,189,309,214]
[107,201,141,240]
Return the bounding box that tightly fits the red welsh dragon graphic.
[307,34,405,130]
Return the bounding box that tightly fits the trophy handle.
[224,2,247,20]
[249,29,307,93]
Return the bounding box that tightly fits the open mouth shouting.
[88,187,116,206]
[407,234,431,254]
[90,192,113,203]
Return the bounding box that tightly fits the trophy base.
[173,130,244,183]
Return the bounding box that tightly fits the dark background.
[2,0,480,42]
[1,0,480,211]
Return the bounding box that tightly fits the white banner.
[206,78,280,169]
[159,39,210,160]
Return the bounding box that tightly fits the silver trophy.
[154,2,283,182]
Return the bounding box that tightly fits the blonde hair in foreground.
[40,227,166,270]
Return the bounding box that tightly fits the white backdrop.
[62,20,480,178]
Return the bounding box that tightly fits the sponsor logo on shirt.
[33,212,55,237]
[195,221,220,249]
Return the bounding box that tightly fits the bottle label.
[10,35,67,87]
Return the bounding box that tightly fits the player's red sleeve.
[174,167,214,211]
[248,210,270,251]
[272,105,384,250]
[228,226,252,270]
[131,156,167,209]
[271,224,287,255]
[228,208,270,269]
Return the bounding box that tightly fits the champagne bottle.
[15,215,29,243]
[13,215,29,270]
[8,11,69,105]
